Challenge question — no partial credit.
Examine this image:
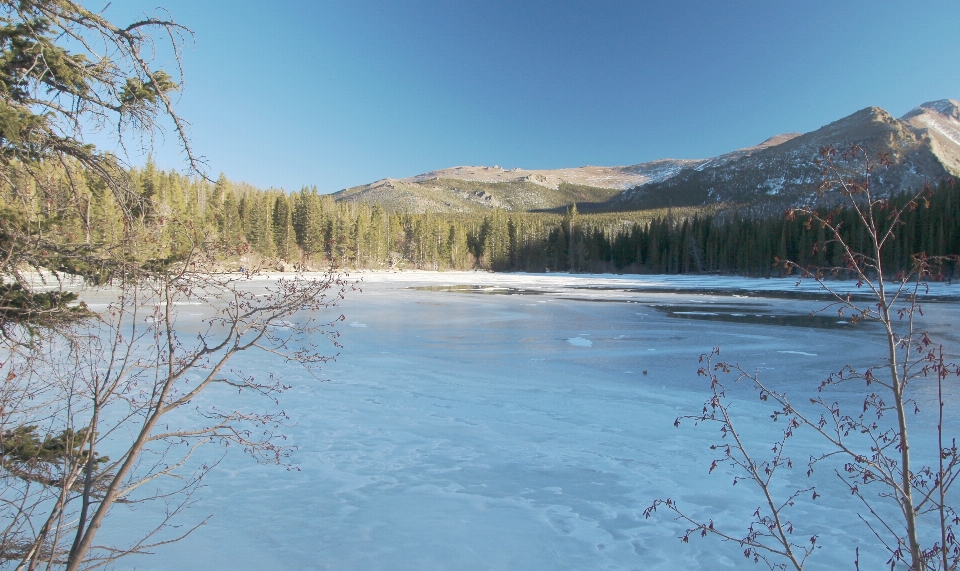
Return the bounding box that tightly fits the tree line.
[7,157,956,279]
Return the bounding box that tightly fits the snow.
[106,272,960,571]
[925,116,960,147]
[918,99,960,118]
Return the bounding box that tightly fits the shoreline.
[16,267,959,300]
[265,269,960,300]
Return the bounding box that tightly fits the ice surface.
[101,272,960,571]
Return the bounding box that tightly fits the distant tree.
[272,193,295,260]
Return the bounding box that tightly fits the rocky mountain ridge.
[615,100,960,212]
[332,99,960,213]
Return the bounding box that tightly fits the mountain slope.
[332,177,624,213]
[901,99,960,174]
[330,162,700,213]
[332,136,798,213]
[332,99,960,214]
[613,100,960,212]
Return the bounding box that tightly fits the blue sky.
[102,1,960,193]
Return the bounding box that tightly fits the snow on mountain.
[333,100,959,213]
[615,101,960,212]
[901,99,960,175]
[401,161,704,191]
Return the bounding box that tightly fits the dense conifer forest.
[6,158,956,279]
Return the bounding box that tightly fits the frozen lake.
[124,272,960,571]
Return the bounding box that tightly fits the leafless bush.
[646,145,960,571]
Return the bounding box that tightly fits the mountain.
[332,174,620,213]
[614,100,960,212]
[901,99,960,174]
[331,161,709,213]
[332,99,960,213]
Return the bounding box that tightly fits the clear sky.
[100,1,960,193]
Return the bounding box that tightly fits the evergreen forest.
[6,158,958,279]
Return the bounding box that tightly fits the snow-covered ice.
[115,272,960,571]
